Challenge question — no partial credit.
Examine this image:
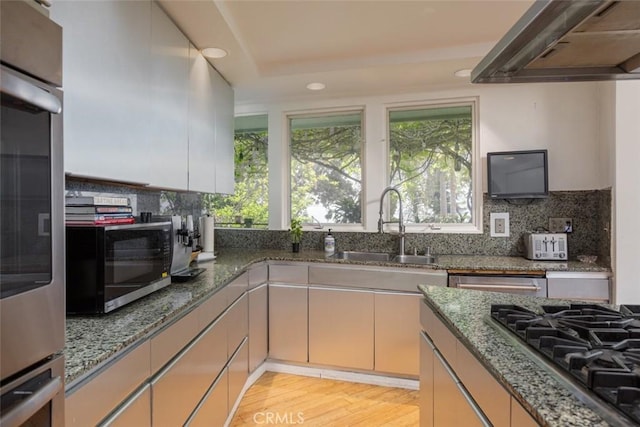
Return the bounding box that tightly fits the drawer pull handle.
[458,284,541,292]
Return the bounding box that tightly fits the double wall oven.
[1,1,65,426]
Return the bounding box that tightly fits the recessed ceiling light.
[454,69,472,78]
[202,47,228,59]
[306,82,326,91]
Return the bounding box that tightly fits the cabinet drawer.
[151,309,199,374]
[196,287,227,330]
[227,272,248,305]
[249,263,268,289]
[228,338,249,412]
[309,264,447,292]
[511,397,539,427]
[187,369,229,427]
[66,342,151,427]
[227,293,248,357]
[99,385,151,427]
[269,263,309,284]
[547,277,610,302]
[248,284,268,372]
[456,342,510,427]
[420,301,457,368]
[151,316,227,427]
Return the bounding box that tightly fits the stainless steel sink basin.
[329,251,392,262]
[392,254,436,265]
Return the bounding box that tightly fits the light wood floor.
[230,372,419,426]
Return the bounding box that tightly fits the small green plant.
[290,218,303,243]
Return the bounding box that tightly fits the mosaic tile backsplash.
[65,178,611,265]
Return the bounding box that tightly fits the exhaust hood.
[471,0,640,83]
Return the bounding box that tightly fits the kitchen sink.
[329,251,392,262]
[392,254,436,265]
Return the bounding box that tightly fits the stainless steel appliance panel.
[0,354,64,427]
[0,1,63,86]
[0,63,64,381]
[448,275,547,298]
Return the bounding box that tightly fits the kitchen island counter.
[419,285,624,427]
[64,249,610,389]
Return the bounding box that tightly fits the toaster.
[524,233,568,260]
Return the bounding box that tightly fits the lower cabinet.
[420,301,540,427]
[228,338,249,412]
[374,291,421,376]
[248,284,268,372]
[269,284,308,362]
[308,286,374,370]
[100,385,151,427]
[151,313,227,427]
[187,369,229,427]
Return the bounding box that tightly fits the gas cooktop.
[491,303,640,425]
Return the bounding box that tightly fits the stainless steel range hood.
[471,0,640,83]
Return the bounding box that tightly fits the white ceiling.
[158,0,535,106]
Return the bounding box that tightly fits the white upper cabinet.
[148,2,189,190]
[51,0,152,185]
[51,0,235,193]
[212,69,235,195]
[187,45,216,193]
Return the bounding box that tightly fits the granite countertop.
[64,249,610,389]
[418,285,619,427]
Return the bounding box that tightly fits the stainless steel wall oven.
[1,1,65,426]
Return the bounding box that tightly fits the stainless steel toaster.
[524,233,568,260]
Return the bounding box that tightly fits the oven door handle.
[0,376,63,427]
[0,70,62,114]
[458,283,541,292]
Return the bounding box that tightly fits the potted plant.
[290,218,303,252]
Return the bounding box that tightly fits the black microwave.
[66,222,173,314]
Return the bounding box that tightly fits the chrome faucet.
[378,186,405,255]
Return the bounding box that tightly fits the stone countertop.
[64,249,610,388]
[418,285,622,427]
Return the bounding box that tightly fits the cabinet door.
[228,338,249,413]
[188,45,216,193]
[420,332,434,427]
[309,286,374,370]
[148,2,189,190]
[269,284,308,362]
[227,293,248,358]
[249,284,268,372]
[50,0,152,184]
[151,315,227,426]
[212,68,235,194]
[100,385,151,427]
[375,291,421,376]
[187,369,229,427]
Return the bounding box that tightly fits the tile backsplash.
[65,178,611,265]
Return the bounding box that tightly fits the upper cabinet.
[51,1,152,185]
[149,2,189,190]
[50,0,234,193]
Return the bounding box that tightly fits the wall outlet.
[549,217,573,233]
[490,212,510,237]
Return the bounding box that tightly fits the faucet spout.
[378,186,405,255]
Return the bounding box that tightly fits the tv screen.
[487,149,548,199]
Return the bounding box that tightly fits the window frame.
[285,106,367,231]
[384,97,481,234]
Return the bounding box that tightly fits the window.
[289,111,363,225]
[387,101,478,230]
[208,114,268,228]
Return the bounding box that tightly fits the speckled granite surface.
[418,285,620,427]
[64,249,611,389]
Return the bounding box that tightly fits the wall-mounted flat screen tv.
[487,149,548,199]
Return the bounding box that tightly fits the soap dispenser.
[324,229,335,254]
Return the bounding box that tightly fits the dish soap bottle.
[324,229,335,255]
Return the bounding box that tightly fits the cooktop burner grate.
[491,304,640,425]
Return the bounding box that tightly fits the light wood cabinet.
[308,286,374,370]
